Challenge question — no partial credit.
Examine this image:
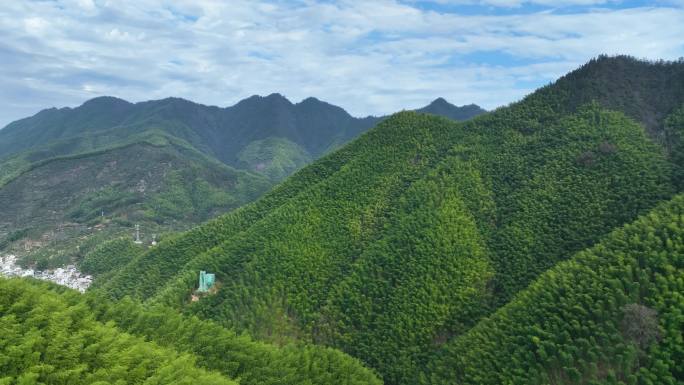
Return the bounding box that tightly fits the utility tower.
[134,224,143,244]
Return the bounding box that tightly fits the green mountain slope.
[98,56,683,383]
[79,237,146,279]
[0,136,270,270]
[236,136,313,181]
[0,278,236,385]
[510,55,684,144]
[0,94,484,268]
[0,277,381,385]
[0,96,135,158]
[426,193,684,385]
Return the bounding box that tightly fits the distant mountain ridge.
[0,94,370,166]
[0,94,484,167]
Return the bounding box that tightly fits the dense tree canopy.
[0,278,235,385]
[96,56,684,384]
[0,278,381,385]
[426,194,684,385]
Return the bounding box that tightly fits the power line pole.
[134,224,143,244]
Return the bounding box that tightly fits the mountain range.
[1,55,683,385]
[0,94,485,269]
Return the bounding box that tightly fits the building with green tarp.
[198,271,215,292]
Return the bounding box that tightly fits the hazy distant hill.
[0,94,381,179]
[98,55,683,384]
[0,94,486,179]
[416,98,486,121]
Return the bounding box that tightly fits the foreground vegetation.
[0,278,235,385]
[0,278,381,385]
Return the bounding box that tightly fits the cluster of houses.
[0,254,92,292]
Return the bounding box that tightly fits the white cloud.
[414,0,618,7]
[23,17,49,36]
[0,0,683,127]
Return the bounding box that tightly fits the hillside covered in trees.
[0,93,483,270]
[0,277,381,384]
[426,193,683,384]
[96,56,684,384]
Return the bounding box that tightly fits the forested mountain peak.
[526,54,684,142]
[299,96,324,104]
[80,95,133,108]
[296,96,352,116]
[237,92,293,106]
[416,98,487,121]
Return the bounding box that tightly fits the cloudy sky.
[1,0,683,127]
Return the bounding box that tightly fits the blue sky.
[1,0,683,127]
